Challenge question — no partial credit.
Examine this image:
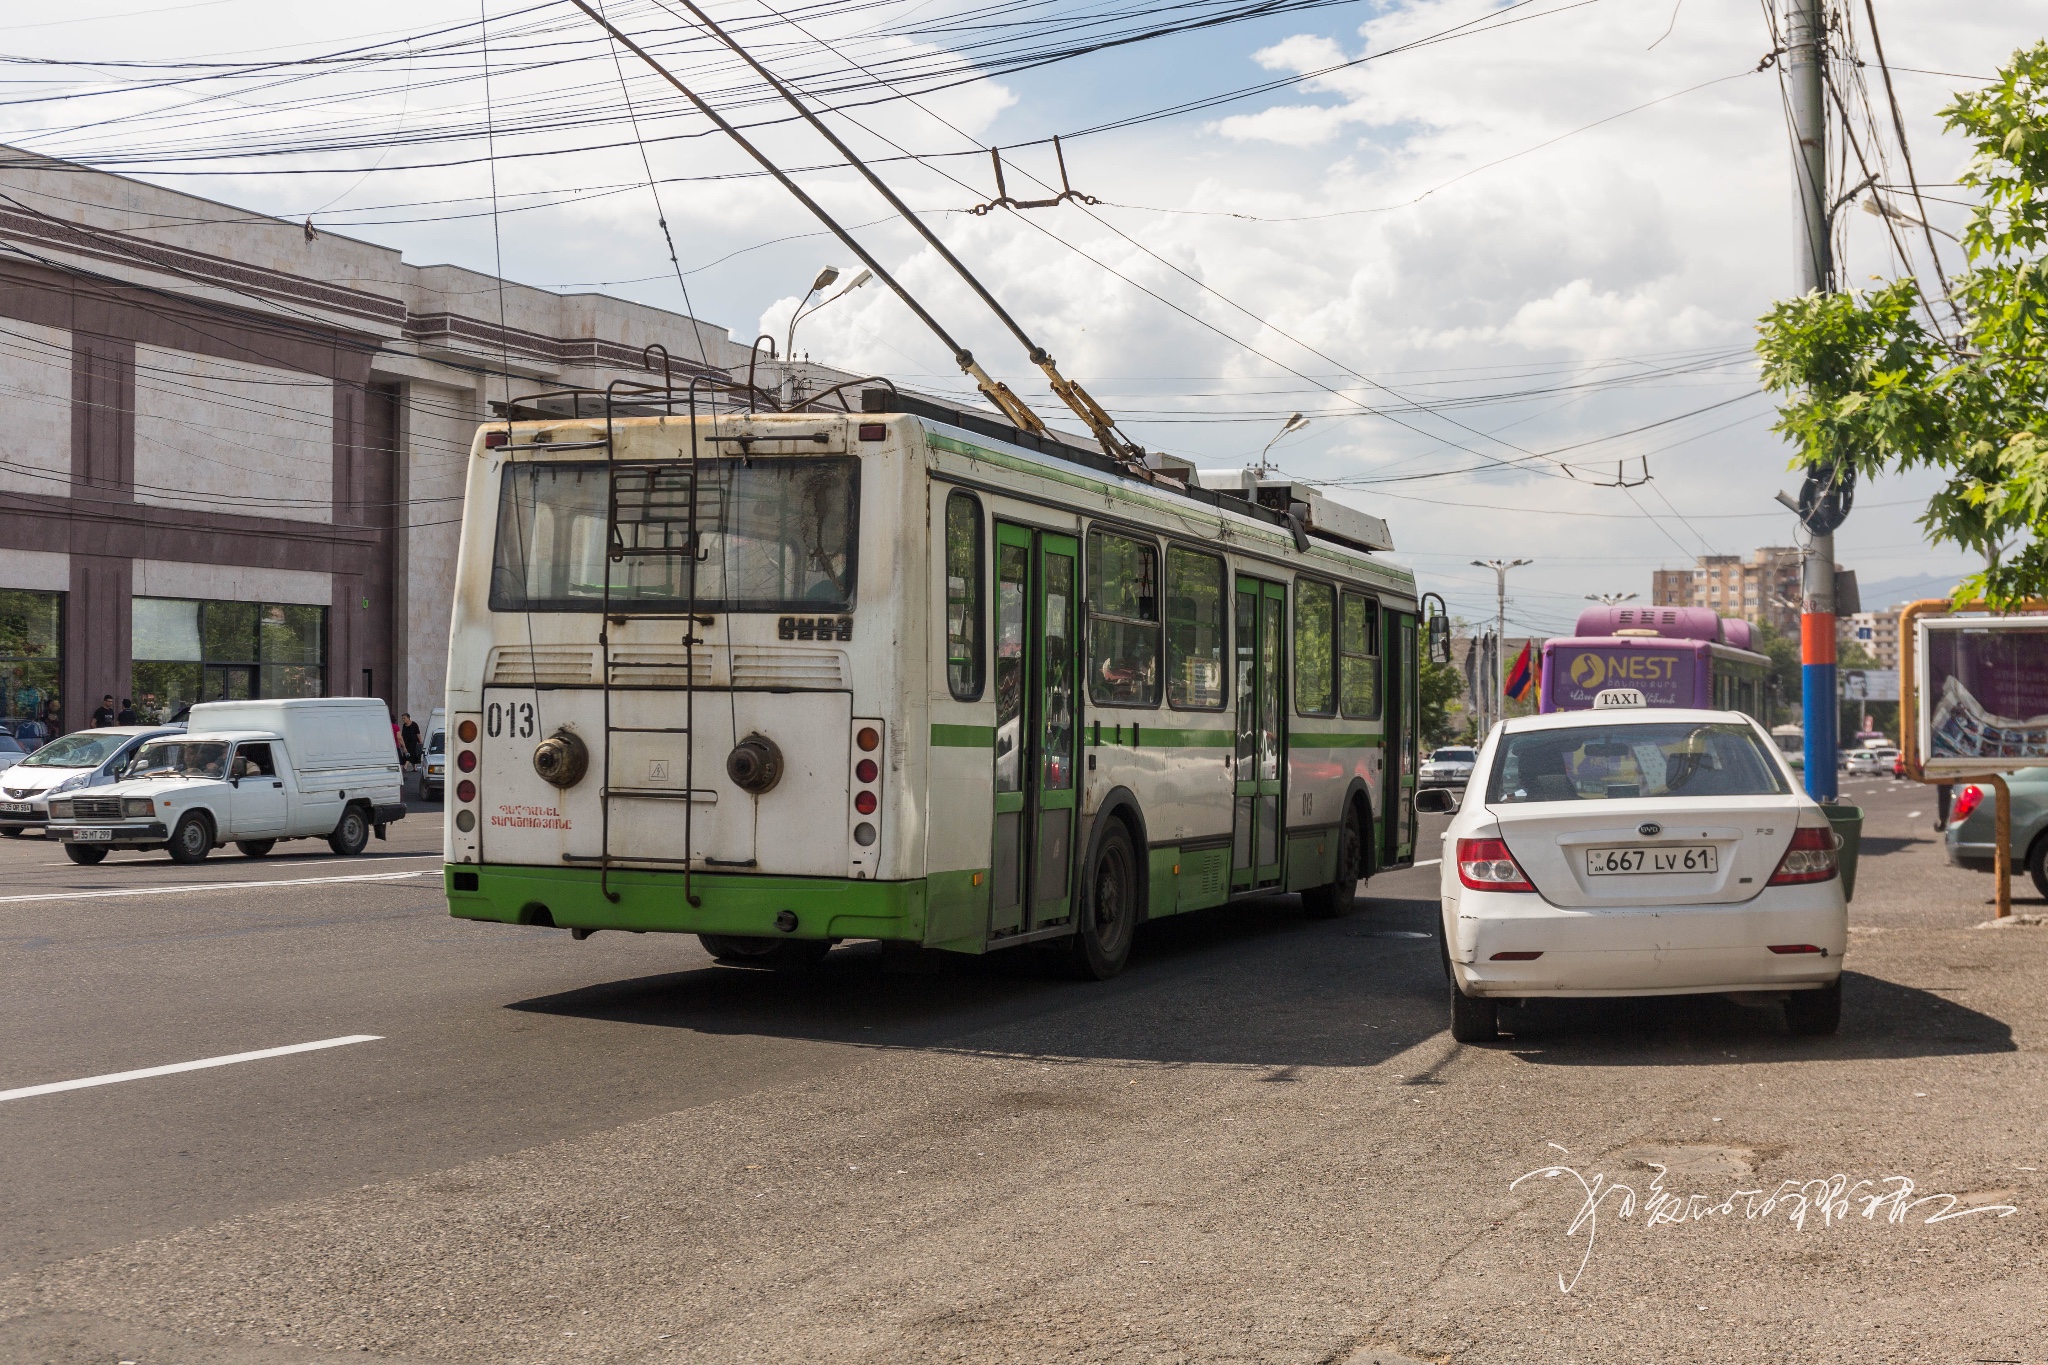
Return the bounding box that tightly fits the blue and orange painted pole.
[1801,533,1838,801]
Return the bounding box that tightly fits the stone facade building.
[1650,547,1803,637]
[0,147,778,735]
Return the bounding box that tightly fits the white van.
[47,698,405,865]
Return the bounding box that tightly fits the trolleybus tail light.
[855,790,877,815]
[457,750,477,772]
[458,719,478,743]
[1766,826,1839,886]
[483,430,510,448]
[858,423,887,442]
[855,758,877,783]
[1456,837,1534,892]
[856,726,880,752]
[1952,784,1985,822]
[457,780,477,805]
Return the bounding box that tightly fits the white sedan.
[1843,747,1898,775]
[1415,701,1847,1043]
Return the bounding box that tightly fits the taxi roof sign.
[1592,688,1648,709]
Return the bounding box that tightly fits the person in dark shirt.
[117,698,137,725]
[91,694,116,727]
[400,713,423,768]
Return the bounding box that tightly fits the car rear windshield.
[1487,722,1789,803]
[1431,748,1475,762]
[19,733,127,768]
[489,457,859,613]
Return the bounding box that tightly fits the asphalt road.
[0,776,2042,1364]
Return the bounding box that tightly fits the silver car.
[0,727,183,836]
[1420,745,1478,789]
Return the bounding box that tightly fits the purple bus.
[1540,606,1772,722]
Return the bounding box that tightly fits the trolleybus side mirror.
[1428,614,1452,665]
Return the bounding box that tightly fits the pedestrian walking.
[1935,782,1953,831]
[401,713,423,769]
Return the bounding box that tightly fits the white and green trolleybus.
[442,386,1425,977]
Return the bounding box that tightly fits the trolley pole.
[1786,0,1838,800]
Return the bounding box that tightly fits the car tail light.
[1952,784,1985,822]
[1490,950,1542,960]
[1457,837,1534,892]
[1767,826,1839,886]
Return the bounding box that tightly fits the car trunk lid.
[1490,795,1803,907]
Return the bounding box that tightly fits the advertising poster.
[1841,669,1900,702]
[1548,645,1694,710]
[1918,617,2048,772]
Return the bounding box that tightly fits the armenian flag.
[1503,640,1535,702]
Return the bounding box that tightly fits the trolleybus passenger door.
[1382,610,1417,866]
[989,524,1080,937]
[1232,577,1286,889]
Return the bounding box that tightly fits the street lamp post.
[1471,558,1532,734]
[1584,591,1637,607]
[780,266,873,407]
[1253,412,1308,473]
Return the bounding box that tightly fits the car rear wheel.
[236,839,276,858]
[328,806,369,856]
[1785,979,1841,1036]
[166,812,212,864]
[1449,980,1498,1042]
[64,844,107,865]
[2027,835,2048,901]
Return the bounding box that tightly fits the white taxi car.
[1415,693,1846,1043]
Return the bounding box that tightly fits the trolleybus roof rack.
[857,386,1379,551]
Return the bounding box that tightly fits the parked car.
[0,726,182,837]
[0,735,26,772]
[1945,768,2048,897]
[1844,747,1899,775]
[1420,746,1478,789]
[1415,699,1846,1042]
[421,706,446,801]
[46,698,405,866]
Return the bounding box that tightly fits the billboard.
[1841,669,1899,702]
[1550,645,1695,709]
[1918,616,2048,773]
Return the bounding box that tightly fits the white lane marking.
[1414,858,1441,868]
[39,853,444,869]
[0,870,428,905]
[0,1034,382,1103]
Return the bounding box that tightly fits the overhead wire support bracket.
[629,0,1153,475]
[1562,456,1652,488]
[970,137,1101,216]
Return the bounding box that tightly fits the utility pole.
[1786,0,1838,801]
[1472,558,1532,734]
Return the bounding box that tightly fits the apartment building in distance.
[1842,608,1901,671]
[1651,547,1803,637]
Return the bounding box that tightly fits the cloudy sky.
[5,0,2039,632]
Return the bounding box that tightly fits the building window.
[1165,546,1225,709]
[132,598,326,723]
[1085,529,1160,706]
[0,589,62,741]
[943,491,983,701]
[1294,579,1336,716]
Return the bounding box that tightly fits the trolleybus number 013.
[486,701,538,739]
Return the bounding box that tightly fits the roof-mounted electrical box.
[1192,469,1395,553]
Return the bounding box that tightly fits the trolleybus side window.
[944,491,984,701]
[1085,529,1160,707]
[1340,590,1381,720]
[1165,546,1226,710]
[489,458,858,613]
[1294,578,1336,717]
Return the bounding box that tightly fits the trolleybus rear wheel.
[1067,820,1137,981]
[698,934,831,970]
[1301,800,1367,919]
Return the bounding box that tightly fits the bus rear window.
[489,458,858,613]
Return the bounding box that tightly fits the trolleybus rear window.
[488,459,858,613]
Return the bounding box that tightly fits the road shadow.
[1487,970,2014,1064]
[507,887,1451,1070]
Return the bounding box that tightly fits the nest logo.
[1569,653,1607,690]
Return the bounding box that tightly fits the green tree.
[1420,655,1465,747]
[1755,42,2048,607]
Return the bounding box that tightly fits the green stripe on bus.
[930,723,996,747]
[1287,732,1383,748]
[1085,727,1232,748]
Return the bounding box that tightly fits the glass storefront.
[0,590,62,742]
[131,598,325,723]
